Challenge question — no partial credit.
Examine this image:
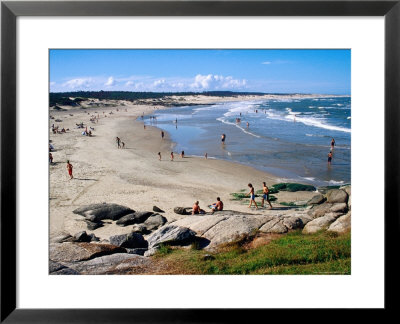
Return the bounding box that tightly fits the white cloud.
[125,81,134,87]
[105,76,116,86]
[62,78,94,89]
[190,74,246,90]
[262,61,271,65]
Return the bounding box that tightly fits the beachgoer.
[328,151,333,165]
[49,153,53,164]
[246,122,249,128]
[221,134,226,143]
[116,137,121,148]
[66,160,73,179]
[331,138,335,150]
[180,150,185,158]
[170,152,174,161]
[122,142,125,149]
[158,152,161,161]
[144,124,146,129]
[205,153,208,159]
[210,197,224,214]
[247,183,258,209]
[261,182,272,209]
[161,131,165,139]
[192,201,205,215]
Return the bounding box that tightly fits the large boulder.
[71,253,152,275]
[109,233,148,249]
[49,242,126,263]
[143,214,167,231]
[328,212,351,233]
[326,189,348,204]
[173,207,190,215]
[282,216,304,230]
[115,211,153,226]
[307,203,333,218]
[147,225,196,248]
[302,213,342,234]
[74,203,134,222]
[307,194,326,205]
[330,203,348,213]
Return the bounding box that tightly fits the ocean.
[143,96,351,187]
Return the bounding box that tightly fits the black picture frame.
[1,0,398,322]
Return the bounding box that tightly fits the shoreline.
[49,95,331,240]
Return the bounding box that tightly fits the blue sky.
[50,49,350,94]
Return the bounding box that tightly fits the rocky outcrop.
[115,211,153,226]
[302,213,342,234]
[173,207,190,215]
[326,189,348,204]
[50,242,126,263]
[307,194,326,205]
[143,214,167,231]
[109,233,148,249]
[73,203,134,222]
[328,212,351,233]
[146,225,196,248]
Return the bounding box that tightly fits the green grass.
[152,230,351,275]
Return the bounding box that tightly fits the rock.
[326,189,348,204]
[144,247,160,257]
[307,203,333,218]
[297,214,313,226]
[73,253,151,275]
[131,224,149,234]
[153,206,165,213]
[340,185,351,196]
[115,211,153,226]
[49,242,126,263]
[282,217,304,230]
[50,233,73,243]
[330,203,348,213]
[173,207,190,215]
[302,213,342,234]
[49,260,67,273]
[73,231,91,242]
[328,212,351,233]
[84,219,104,230]
[143,214,167,231]
[348,195,351,210]
[51,267,80,275]
[109,233,148,249]
[267,222,288,234]
[147,225,196,248]
[125,248,148,256]
[88,233,100,242]
[307,194,326,205]
[74,203,134,222]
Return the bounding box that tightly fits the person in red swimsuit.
[66,160,73,179]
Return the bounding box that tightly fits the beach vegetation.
[272,183,316,192]
[149,230,351,275]
[279,201,307,207]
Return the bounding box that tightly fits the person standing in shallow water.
[158,152,161,161]
[247,183,258,209]
[331,138,335,151]
[221,134,226,143]
[66,160,73,179]
[328,151,333,165]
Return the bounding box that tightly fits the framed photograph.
[1,0,398,322]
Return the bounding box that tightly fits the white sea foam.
[216,116,261,138]
[328,180,345,185]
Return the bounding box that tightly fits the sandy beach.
[49,95,320,241]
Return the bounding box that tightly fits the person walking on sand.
[210,197,224,214]
[116,137,121,149]
[66,160,73,179]
[49,153,53,164]
[192,201,205,215]
[328,151,333,165]
[170,152,174,161]
[205,153,208,159]
[161,131,165,139]
[180,150,185,158]
[158,152,161,161]
[331,138,335,151]
[247,183,258,209]
[261,182,273,209]
[121,142,125,149]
